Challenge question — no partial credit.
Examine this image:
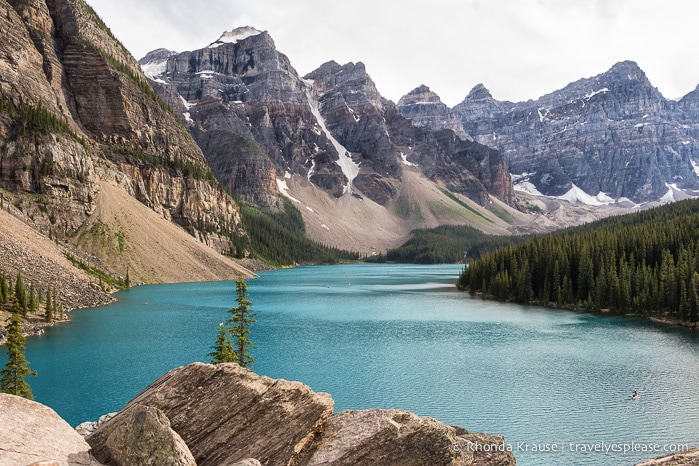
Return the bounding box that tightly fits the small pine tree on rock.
[209,323,237,364]
[1,300,36,399]
[210,277,257,367]
[228,277,257,368]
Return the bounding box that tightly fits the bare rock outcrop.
[86,362,515,466]
[90,405,195,466]
[636,447,699,466]
[297,409,515,466]
[87,363,334,466]
[0,393,103,466]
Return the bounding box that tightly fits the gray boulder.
[88,404,195,466]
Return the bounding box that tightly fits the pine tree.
[0,272,7,305]
[14,272,27,315]
[28,283,37,313]
[227,277,257,368]
[44,289,53,324]
[209,323,237,364]
[1,300,36,399]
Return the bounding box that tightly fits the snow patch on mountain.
[692,159,699,176]
[276,173,300,203]
[512,173,619,205]
[400,152,418,167]
[208,27,262,48]
[556,185,615,206]
[303,80,360,194]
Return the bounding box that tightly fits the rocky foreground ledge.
[0,362,517,466]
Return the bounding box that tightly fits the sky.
[86,0,699,107]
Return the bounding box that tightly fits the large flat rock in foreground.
[87,362,334,466]
[0,393,103,466]
[298,408,515,466]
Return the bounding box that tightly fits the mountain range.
[140,26,699,251]
[139,27,520,254]
[2,0,699,313]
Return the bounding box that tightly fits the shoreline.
[460,289,699,331]
[0,257,276,346]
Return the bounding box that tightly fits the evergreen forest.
[375,225,523,264]
[458,199,699,322]
[238,198,359,266]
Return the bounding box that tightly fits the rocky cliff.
[85,362,516,466]
[449,61,699,203]
[397,85,470,141]
[0,0,251,295]
[141,29,518,252]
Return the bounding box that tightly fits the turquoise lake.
[7,263,699,465]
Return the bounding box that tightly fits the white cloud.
[87,0,699,106]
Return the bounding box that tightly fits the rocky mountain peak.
[208,26,263,48]
[397,85,470,140]
[139,48,176,79]
[466,83,495,101]
[453,61,699,203]
[606,60,647,82]
[397,85,442,106]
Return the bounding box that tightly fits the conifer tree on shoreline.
[1,299,36,399]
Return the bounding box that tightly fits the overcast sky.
[86,0,698,107]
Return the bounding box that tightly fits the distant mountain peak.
[208,26,263,48]
[398,85,442,106]
[603,60,649,84]
[466,84,494,101]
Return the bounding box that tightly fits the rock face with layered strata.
[398,85,470,141]
[451,61,699,202]
[141,30,515,208]
[0,0,246,289]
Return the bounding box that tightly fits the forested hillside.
[375,225,523,264]
[458,199,699,322]
[239,199,359,266]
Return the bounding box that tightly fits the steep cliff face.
[143,28,347,206]
[452,61,699,203]
[0,0,248,287]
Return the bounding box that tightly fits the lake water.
[6,264,699,465]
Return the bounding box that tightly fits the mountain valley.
[1,0,699,316]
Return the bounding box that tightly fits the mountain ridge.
[0,0,254,320]
[140,29,522,254]
[444,60,699,204]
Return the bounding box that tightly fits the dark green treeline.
[458,199,699,322]
[239,198,359,266]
